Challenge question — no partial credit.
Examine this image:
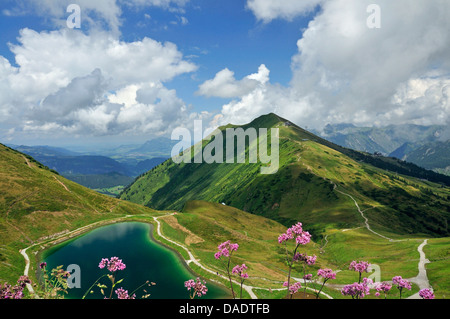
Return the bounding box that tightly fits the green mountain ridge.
[120,113,450,238]
[1,133,450,299]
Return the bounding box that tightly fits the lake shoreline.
[35,217,230,299]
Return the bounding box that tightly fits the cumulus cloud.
[4,0,122,34]
[214,0,450,130]
[389,75,450,125]
[290,0,450,127]
[0,26,199,137]
[9,28,196,90]
[197,64,269,98]
[247,0,324,22]
[5,0,191,34]
[20,73,201,137]
[31,69,107,122]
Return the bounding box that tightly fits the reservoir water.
[42,222,230,299]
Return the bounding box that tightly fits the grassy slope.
[157,200,447,298]
[2,140,448,299]
[0,143,161,284]
[423,237,450,298]
[121,113,450,238]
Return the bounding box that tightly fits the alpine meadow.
[0,0,449,310]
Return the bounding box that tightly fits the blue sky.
[103,0,315,113]
[0,0,449,148]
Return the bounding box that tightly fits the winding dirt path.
[333,184,432,297]
[152,215,258,299]
[20,247,39,297]
[53,176,70,192]
[22,156,32,168]
[407,240,432,299]
[153,215,335,299]
[334,185,392,241]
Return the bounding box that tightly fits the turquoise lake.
[42,222,230,299]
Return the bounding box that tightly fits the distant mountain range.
[7,139,173,191]
[315,123,450,176]
[87,137,178,160]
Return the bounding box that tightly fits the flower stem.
[81,274,108,299]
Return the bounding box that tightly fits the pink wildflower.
[419,288,435,299]
[374,282,392,298]
[392,276,412,290]
[349,261,370,273]
[341,278,373,299]
[303,274,313,281]
[185,278,208,299]
[115,288,135,299]
[215,241,239,259]
[98,257,126,272]
[293,253,317,265]
[232,264,249,279]
[0,276,31,299]
[306,255,317,265]
[392,275,411,298]
[283,281,302,295]
[278,222,310,245]
[317,268,336,280]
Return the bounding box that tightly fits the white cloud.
[9,28,196,91]
[0,57,18,119]
[290,0,450,127]
[389,76,450,125]
[215,0,450,130]
[5,0,191,35]
[180,16,189,25]
[126,0,190,8]
[0,27,199,137]
[197,64,269,98]
[246,0,324,22]
[5,0,122,34]
[31,69,107,122]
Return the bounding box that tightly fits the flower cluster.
[214,240,239,259]
[392,276,412,290]
[85,257,153,300]
[303,274,313,281]
[185,278,208,299]
[293,253,317,265]
[374,282,392,298]
[0,276,31,299]
[99,257,126,272]
[349,261,370,273]
[341,278,373,299]
[214,240,241,299]
[283,281,302,295]
[419,288,435,299]
[232,264,249,279]
[317,268,337,280]
[115,288,136,299]
[391,275,411,299]
[278,222,311,245]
